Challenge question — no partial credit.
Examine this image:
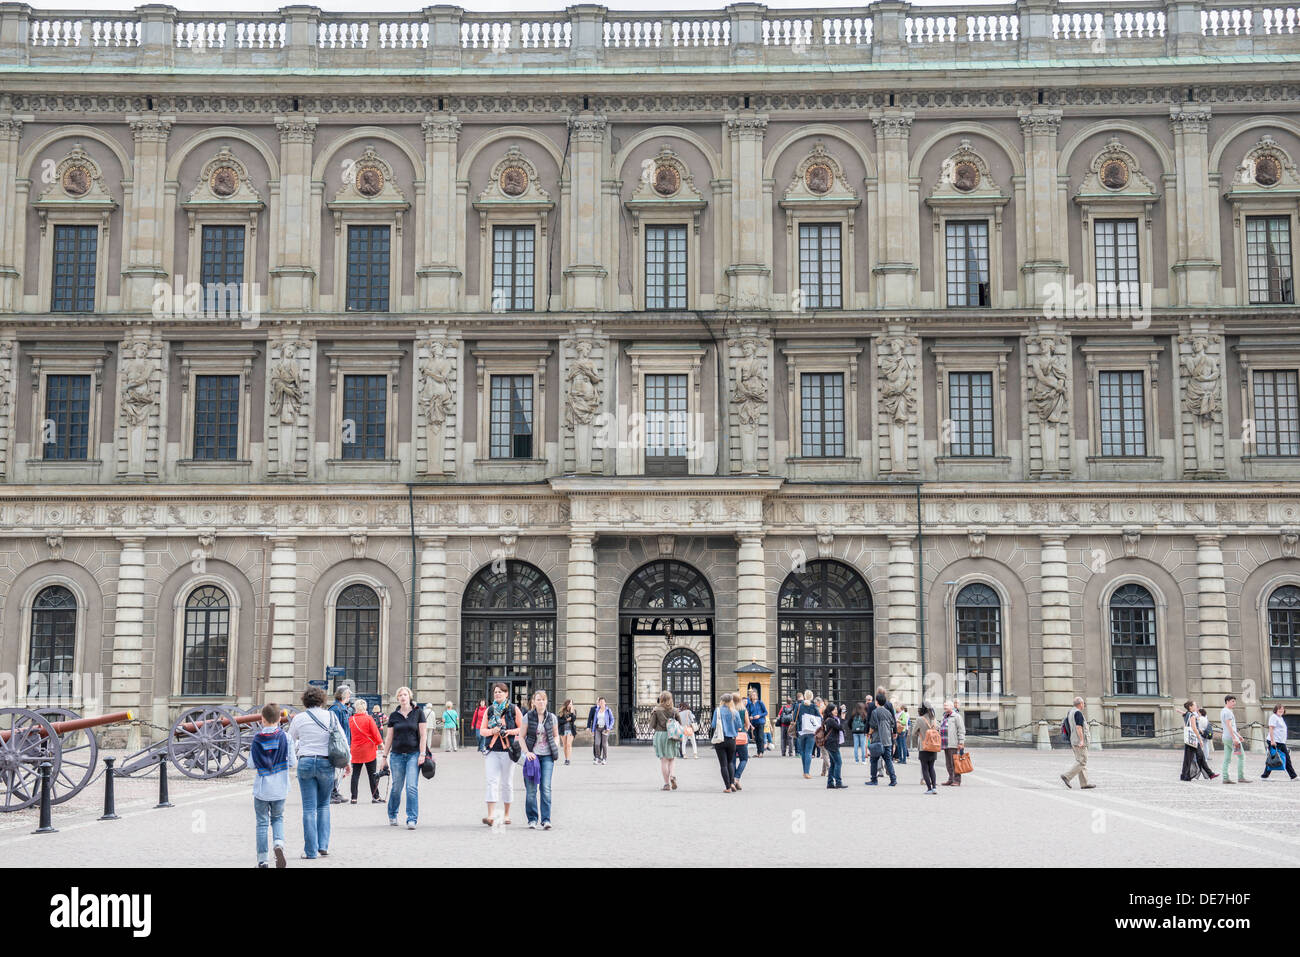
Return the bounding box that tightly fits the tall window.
[345,225,390,312]
[955,583,1002,699]
[181,585,230,696]
[662,648,703,715]
[1110,583,1158,695]
[948,371,994,456]
[800,372,845,457]
[342,374,387,460]
[29,585,76,699]
[777,560,874,706]
[1246,215,1294,305]
[798,223,842,309]
[461,561,556,721]
[335,584,380,695]
[489,374,533,459]
[945,220,989,307]
[1094,219,1140,308]
[192,374,240,461]
[1253,370,1300,456]
[51,225,97,312]
[492,225,535,311]
[645,224,687,310]
[200,225,245,314]
[644,373,688,475]
[1269,585,1300,698]
[1098,370,1147,456]
[43,374,92,461]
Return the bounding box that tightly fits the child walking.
[252,703,296,868]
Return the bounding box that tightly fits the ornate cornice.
[128,115,172,142]
[275,116,317,142]
[725,113,769,139]
[871,113,913,137]
[1018,110,1061,136]
[421,114,461,142]
[566,113,607,141]
[1170,106,1212,133]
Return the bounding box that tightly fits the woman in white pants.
[481,682,524,825]
[678,706,699,758]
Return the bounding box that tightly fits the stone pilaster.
[416,536,447,707]
[265,535,299,697]
[887,535,920,704]
[271,116,318,311]
[869,111,916,307]
[736,534,767,667]
[1017,109,1067,305]
[122,115,173,311]
[565,533,597,707]
[111,536,146,734]
[563,112,610,310]
[1169,107,1220,306]
[1039,535,1075,714]
[419,114,462,310]
[1195,534,1232,699]
[724,112,770,308]
[0,117,22,311]
[0,338,13,480]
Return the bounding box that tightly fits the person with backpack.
[286,685,349,859]
[866,690,897,786]
[1179,699,1217,781]
[712,692,741,793]
[1261,703,1296,780]
[912,704,940,794]
[939,699,967,787]
[821,699,846,789]
[481,683,526,825]
[251,702,296,867]
[649,690,682,791]
[1059,695,1095,789]
[794,691,821,778]
[1197,707,1213,767]
[776,698,795,756]
[850,701,869,764]
[381,686,428,829]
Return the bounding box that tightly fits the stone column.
[0,117,22,311]
[271,116,317,311]
[563,112,609,310]
[0,338,13,480]
[870,111,915,307]
[1169,107,1219,306]
[416,536,447,708]
[1039,536,1075,715]
[264,536,299,697]
[122,115,172,311]
[1195,534,1232,700]
[724,112,770,308]
[1018,109,1066,306]
[112,536,147,747]
[887,535,920,704]
[736,535,767,667]
[566,534,598,708]
[419,115,462,310]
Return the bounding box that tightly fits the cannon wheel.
[168,706,242,780]
[0,708,62,812]
[34,707,98,804]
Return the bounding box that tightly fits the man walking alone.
[1220,694,1250,784]
[1060,696,1096,789]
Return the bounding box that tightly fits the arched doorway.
[460,561,557,719]
[662,648,703,714]
[619,560,714,741]
[777,560,874,706]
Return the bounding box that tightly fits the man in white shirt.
[1219,694,1249,784]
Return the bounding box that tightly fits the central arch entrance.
[618,559,714,742]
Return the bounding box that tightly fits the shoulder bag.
[711,708,725,745]
[952,749,973,775]
[307,710,350,769]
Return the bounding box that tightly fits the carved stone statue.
[121,341,155,426]
[1027,336,1069,424]
[418,340,455,428]
[564,339,602,430]
[269,339,304,426]
[1181,336,1221,420]
[878,336,916,424]
[731,338,768,432]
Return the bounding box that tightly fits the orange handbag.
[735,731,749,746]
[952,749,973,775]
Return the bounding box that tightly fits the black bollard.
[155,753,174,809]
[99,757,120,821]
[33,761,57,834]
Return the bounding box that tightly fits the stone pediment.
[1225,134,1300,201]
[328,146,409,211]
[624,144,706,232]
[926,138,1009,210]
[183,147,265,211]
[779,141,861,217]
[32,143,118,216]
[473,145,554,211]
[1073,137,1159,204]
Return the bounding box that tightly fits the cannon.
[0,708,133,811]
[115,705,291,782]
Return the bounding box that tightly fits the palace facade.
[1,0,1300,744]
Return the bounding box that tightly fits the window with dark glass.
[1094,219,1140,309]
[945,220,989,307]
[1253,370,1300,456]
[1098,370,1147,456]
[800,372,845,457]
[489,374,533,459]
[492,226,535,311]
[1269,585,1300,698]
[644,373,688,475]
[42,374,91,461]
[777,560,874,707]
[181,585,230,696]
[28,585,76,699]
[200,225,245,314]
[646,225,687,310]
[948,371,994,456]
[1120,712,1156,738]
[51,225,97,312]
[1246,215,1294,305]
[341,374,387,460]
[955,583,1002,699]
[1110,583,1158,695]
[192,374,240,461]
[460,561,556,723]
[334,584,380,695]
[345,225,390,312]
[798,223,841,309]
[662,648,703,715]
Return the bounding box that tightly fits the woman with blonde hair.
[380,686,427,828]
[712,692,741,792]
[649,690,682,791]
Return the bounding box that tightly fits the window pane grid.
[955,586,1003,699]
[945,220,989,307]
[192,374,240,461]
[645,373,688,460]
[345,225,390,312]
[492,226,535,311]
[200,225,245,314]
[800,372,844,457]
[182,586,230,696]
[948,371,994,456]
[798,223,842,309]
[1246,216,1294,305]
[335,584,380,695]
[1098,370,1147,456]
[1094,219,1140,308]
[646,225,687,310]
[342,374,387,460]
[1253,369,1300,457]
[1269,586,1300,697]
[489,375,534,459]
[29,586,76,698]
[51,225,97,312]
[43,374,91,460]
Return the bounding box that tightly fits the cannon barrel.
[0,709,133,743]
[177,710,288,735]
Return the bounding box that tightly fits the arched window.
[182,585,230,696]
[955,583,1002,698]
[777,560,873,705]
[335,584,381,695]
[662,648,703,713]
[1110,583,1158,695]
[1269,585,1300,697]
[29,585,76,698]
[461,562,556,718]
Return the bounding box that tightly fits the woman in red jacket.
[471,699,488,753]
[350,704,384,804]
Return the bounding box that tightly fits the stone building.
[0,0,1299,745]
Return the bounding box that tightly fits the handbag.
[1266,747,1286,770]
[419,754,437,780]
[952,749,973,775]
[735,731,749,746]
[666,718,684,741]
[711,708,725,745]
[307,710,350,769]
[868,740,883,758]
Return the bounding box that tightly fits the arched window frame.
[661,647,704,712]
[946,576,1011,702]
[170,574,241,700]
[1262,578,1300,700]
[324,576,390,697]
[776,559,874,705]
[1099,576,1168,700]
[18,578,87,706]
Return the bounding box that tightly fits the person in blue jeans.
[286,685,347,859]
[866,691,898,786]
[522,690,561,829]
[794,691,821,778]
[822,700,845,788]
[746,688,768,757]
[850,702,869,764]
[732,697,750,789]
[381,686,428,829]
[251,702,296,867]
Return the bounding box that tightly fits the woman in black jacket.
[822,700,846,789]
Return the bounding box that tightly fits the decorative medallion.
[1100,157,1130,190]
[61,164,91,197]
[1254,152,1282,187]
[804,161,833,195]
[356,163,384,197]
[210,164,240,197]
[653,163,680,197]
[952,160,980,193]
[499,165,529,197]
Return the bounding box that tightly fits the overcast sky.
[38,0,1013,12]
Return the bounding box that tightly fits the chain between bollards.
[154,752,173,809]
[98,756,119,821]
[32,760,57,834]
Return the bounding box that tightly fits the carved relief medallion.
[356,163,385,197]
[1100,157,1130,190]
[653,162,681,196]
[1254,152,1282,187]
[62,164,91,197]
[499,165,529,197]
[804,161,833,195]
[952,159,980,192]
[210,164,240,197]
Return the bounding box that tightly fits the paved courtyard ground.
[2,745,1297,867]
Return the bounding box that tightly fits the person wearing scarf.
[251,703,296,868]
[481,683,524,826]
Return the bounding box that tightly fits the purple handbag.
[523,755,541,783]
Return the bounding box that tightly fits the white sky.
[36,0,1019,12]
